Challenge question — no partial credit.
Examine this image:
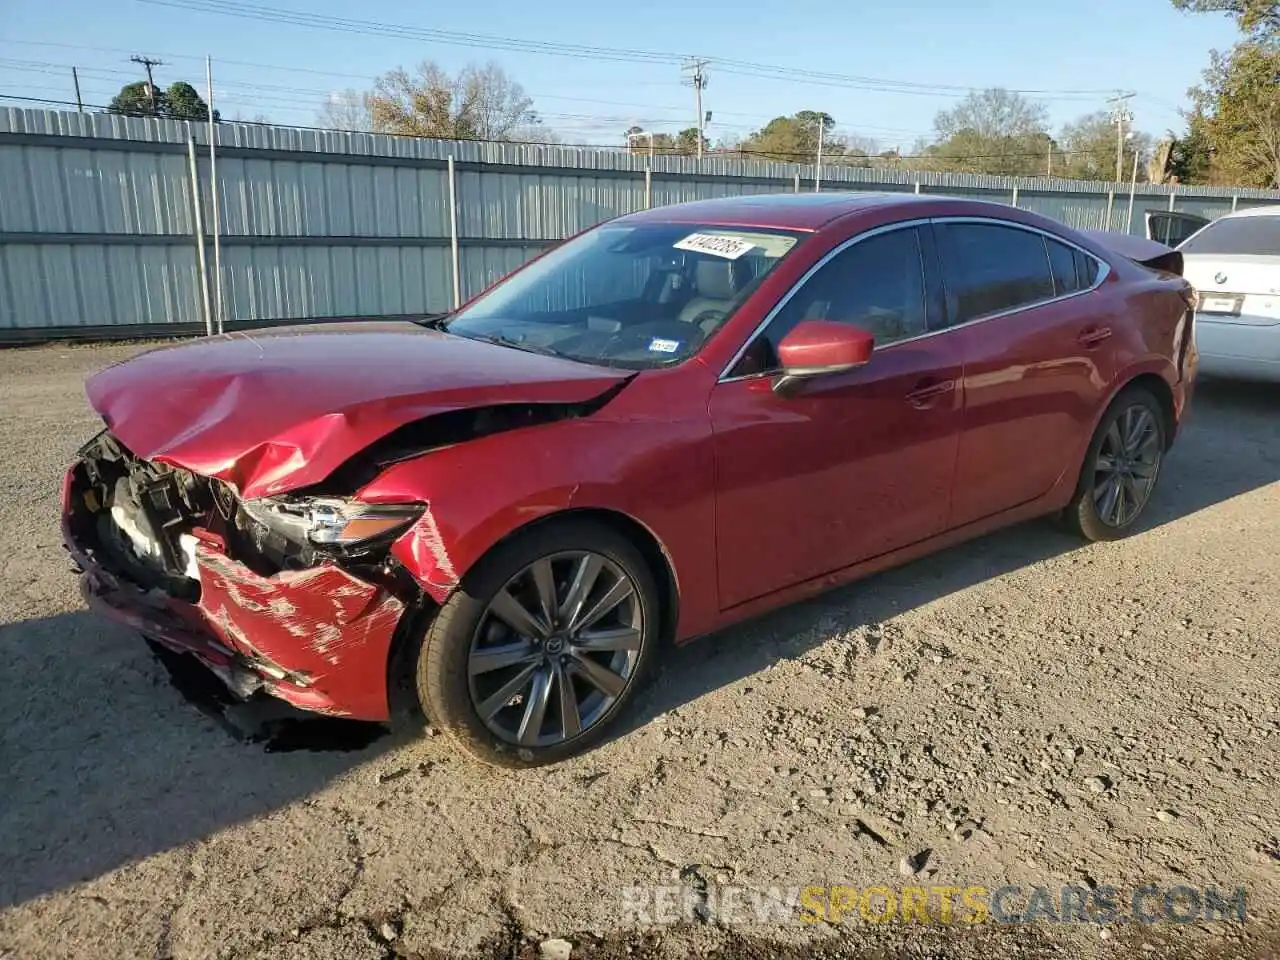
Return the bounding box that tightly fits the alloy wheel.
[467,551,644,748]
[1092,404,1162,528]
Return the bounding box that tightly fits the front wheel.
[415,518,660,767]
[1062,386,1167,542]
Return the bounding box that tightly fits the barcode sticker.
[673,233,757,260]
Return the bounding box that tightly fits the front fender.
[355,414,720,639]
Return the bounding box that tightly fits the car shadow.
[0,611,411,909]
[624,376,1280,732]
[0,380,1275,911]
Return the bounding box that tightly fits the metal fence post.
[1232,195,1239,212]
[1168,188,1177,212]
[448,155,461,310]
[1105,189,1115,231]
[645,164,652,209]
[186,132,213,337]
[206,56,224,334]
[793,171,800,193]
[1011,186,1019,208]
[914,181,921,195]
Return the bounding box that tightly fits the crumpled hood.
[86,321,629,499]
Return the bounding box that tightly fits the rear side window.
[935,223,1055,324]
[1179,215,1280,255]
[1046,238,1100,296]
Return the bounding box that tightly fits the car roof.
[616,191,953,231]
[1217,204,1280,220]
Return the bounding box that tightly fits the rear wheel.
[1062,386,1167,542]
[415,518,660,767]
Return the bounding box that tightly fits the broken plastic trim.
[315,375,637,494]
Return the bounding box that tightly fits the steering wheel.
[690,308,728,332]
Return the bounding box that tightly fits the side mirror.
[773,320,875,396]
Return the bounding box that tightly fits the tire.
[415,517,661,768]
[1062,385,1167,542]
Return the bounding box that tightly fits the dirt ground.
[0,341,1277,960]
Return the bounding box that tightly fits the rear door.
[933,219,1116,528]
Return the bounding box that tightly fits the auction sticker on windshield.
[674,233,757,260]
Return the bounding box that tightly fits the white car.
[1177,206,1280,382]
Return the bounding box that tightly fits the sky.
[0,0,1245,152]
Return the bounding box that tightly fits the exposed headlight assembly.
[240,496,423,551]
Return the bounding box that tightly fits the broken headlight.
[240,496,423,551]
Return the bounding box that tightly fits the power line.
[128,0,1126,100]
[0,56,938,139]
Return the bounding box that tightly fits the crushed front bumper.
[61,468,405,721]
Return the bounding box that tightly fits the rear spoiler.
[1080,229,1184,276]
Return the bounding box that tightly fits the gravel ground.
[0,341,1277,960]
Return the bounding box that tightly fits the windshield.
[1180,215,1280,256]
[442,222,804,369]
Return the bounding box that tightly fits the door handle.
[906,379,955,409]
[1077,326,1113,347]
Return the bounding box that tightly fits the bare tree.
[366,60,541,141]
[317,88,373,132]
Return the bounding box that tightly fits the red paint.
[64,506,403,720]
[709,338,963,609]
[86,321,628,499]
[775,320,876,371]
[66,193,1196,722]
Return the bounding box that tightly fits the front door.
[709,224,963,610]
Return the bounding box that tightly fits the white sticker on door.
[673,232,757,260]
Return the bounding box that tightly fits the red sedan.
[63,193,1198,766]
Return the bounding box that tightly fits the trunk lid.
[1182,255,1280,328]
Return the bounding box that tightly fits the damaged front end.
[62,431,417,720]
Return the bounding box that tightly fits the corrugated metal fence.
[2,106,1279,340]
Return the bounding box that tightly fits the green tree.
[107,80,216,120]
[1057,110,1154,181]
[165,82,211,121]
[107,81,157,117]
[674,127,709,155]
[740,110,838,161]
[1187,41,1280,187]
[1171,0,1280,39]
[367,60,541,140]
[1167,112,1217,183]
[927,88,1051,176]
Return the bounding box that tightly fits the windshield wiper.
[456,331,566,358]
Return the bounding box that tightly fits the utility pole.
[682,58,709,161]
[131,55,164,115]
[1107,92,1134,183]
[71,67,83,112]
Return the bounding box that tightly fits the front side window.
[1179,215,1280,255]
[442,222,802,369]
[935,222,1056,324]
[731,227,928,377]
